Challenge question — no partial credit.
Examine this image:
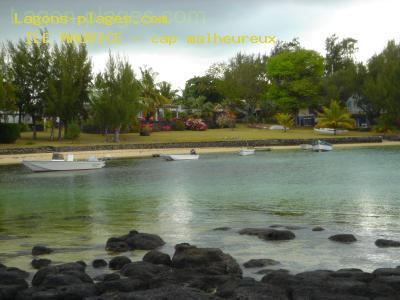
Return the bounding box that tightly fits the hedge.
[0,123,20,143]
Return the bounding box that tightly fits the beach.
[1,140,399,165]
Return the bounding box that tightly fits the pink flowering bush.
[185,118,208,131]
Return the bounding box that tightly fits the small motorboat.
[239,149,255,156]
[312,140,333,152]
[164,149,199,161]
[22,153,106,172]
[165,154,199,161]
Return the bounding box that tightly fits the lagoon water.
[1,147,400,277]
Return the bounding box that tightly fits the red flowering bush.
[185,118,208,131]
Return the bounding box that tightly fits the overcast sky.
[1,0,399,89]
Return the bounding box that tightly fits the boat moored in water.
[22,153,106,172]
[239,149,255,156]
[312,140,333,152]
[164,149,199,161]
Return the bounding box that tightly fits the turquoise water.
[1,147,400,277]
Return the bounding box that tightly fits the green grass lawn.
[0,124,378,149]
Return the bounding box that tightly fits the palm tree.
[275,113,294,132]
[316,100,355,135]
[157,81,178,102]
[139,67,170,119]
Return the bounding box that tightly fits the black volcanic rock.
[239,228,295,241]
[213,227,231,231]
[92,259,108,268]
[31,258,51,269]
[243,258,280,268]
[171,243,242,276]
[109,256,131,270]
[312,226,325,231]
[143,250,172,266]
[32,262,92,287]
[106,230,165,252]
[32,245,53,256]
[375,239,400,247]
[329,234,357,243]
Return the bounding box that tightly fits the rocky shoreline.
[1,228,400,299]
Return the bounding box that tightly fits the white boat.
[164,154,199,161]
[22,153,105,172]
[312,140,333,152]
[270,125,288,130]
[314,128,348,135]
[239,149,255,156]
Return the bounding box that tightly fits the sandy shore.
[1,141,399,165]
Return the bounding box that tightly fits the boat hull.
[22,160,105,172]
[165,155,199,161]
[239,149,255,156]
[312,145,333,152]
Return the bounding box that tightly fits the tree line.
[0,31,399,143]
[180,35,400,131]
[0,31,176,142]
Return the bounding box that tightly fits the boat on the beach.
[314,128,348,135]
[22,153,105,172]
[312,140,333,152]
[239,149,255,156]
[300,140,333,152]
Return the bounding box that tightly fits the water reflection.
[0,148,400,273]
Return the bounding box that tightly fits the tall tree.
[8,32,50,139]
[91,53,140,142]
[183,75,223,105]
[157,81,178,102]
[0,46,16,120]
[46,41,92,140]
[325,34,358,76]
[216,53,268,120]
[139,67,169,119]
[324,34,360,105]
[266,49,324,113]
[361,40,400,127]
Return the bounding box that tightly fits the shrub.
[216,114,236,128]
[171,119,185,131]
[140,125,152,136]
[65,122,81,140]
[0,123,20,143]
[18,123,29,132]
[185,118,208,131]
[373,115,398,133]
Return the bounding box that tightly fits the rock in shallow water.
[213,227,231,231]
[31,258,51,269]
[106,230,165,252]
[239,228,295,241]
[31,245,53,256]
[329,234,357,243]
[243,259,280,268]
[375,238,400,247]
[312,226,325,231]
